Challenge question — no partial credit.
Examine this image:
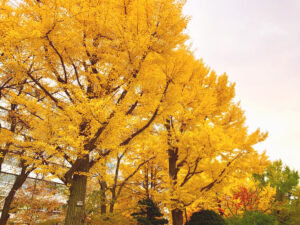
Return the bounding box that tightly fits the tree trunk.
[168,149,178,182]
[99,181,107,214]
[0,104,19,224]
[109,200,115,213]
[184,208,188,223]
[166,118,183,225]
[169,149,183,225]
[109,155,120,214]
[172,209,184,225]
[169,148,184,225]
[0,169,28,225]
[65,156,89,225]
[100,199,106,215]
[144,167,150,199]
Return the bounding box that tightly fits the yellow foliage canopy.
[0,0,270,224]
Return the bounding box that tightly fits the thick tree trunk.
[168,149,178,181]
[0,169,28,225]
[172,209,184,225]
[166,118,183,225]
[169,149,184,225]
[169,148,184,225]
[65,156,89,225]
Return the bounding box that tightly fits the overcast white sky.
[183,0,300,171]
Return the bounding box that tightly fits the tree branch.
[116,156,155,198]
[26,72,63,110]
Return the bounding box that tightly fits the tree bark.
[109,201,114,213]
[0,167,28,225]
[169,148,184,225]
[65,156,89,225]
[172,209,184,225]
[144,167,150,199]
[166,118,184,225]
[109,155,121,214]
[99,181,107,214]
[168,149,178,181]
[169,149,184,225]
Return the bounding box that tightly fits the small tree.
[185,210,226,225]
[253,160,299,202]
[253,160,299,224]
[131,198,168,225]
[218,179,276,217]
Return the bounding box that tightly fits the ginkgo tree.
[0,56,50,224]
[0,0,189,224]
[0,1,271,225]
[136,49,269,225]
[89,49,270,225]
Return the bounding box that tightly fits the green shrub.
[226,211,278,225]
[185,210,226,225]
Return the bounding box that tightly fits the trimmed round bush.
[185,210,226,225]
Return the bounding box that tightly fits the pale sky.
[183,0,300,171]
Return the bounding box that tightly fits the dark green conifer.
[131,198,168,225]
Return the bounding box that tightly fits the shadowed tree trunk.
[99,180,107,214]
[166,118,184,225]
[169,149,184,225]
[65,156,89,225]
[172,209,184,225]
